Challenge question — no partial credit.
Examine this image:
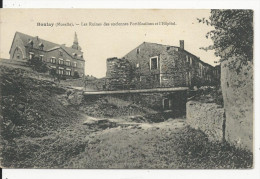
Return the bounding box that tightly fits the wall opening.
[150,56,159,70]
[163,98,170,110]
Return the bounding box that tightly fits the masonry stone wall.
[186,101,225,142]
[106,57,132,90]
[221,59,253,152]
[84,91,187,117]
[160,48,187,87]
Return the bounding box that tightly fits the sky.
[0,9,219,78]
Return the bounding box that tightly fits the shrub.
[74,71,80,78]
[27,56,48,73]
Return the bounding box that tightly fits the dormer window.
[39,43,44,50]
[28,39,33,48]
[72,53,77,58]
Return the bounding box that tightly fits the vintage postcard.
[0,9,254,169]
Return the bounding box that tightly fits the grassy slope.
[0,65,85,168]
[0,64,253,169]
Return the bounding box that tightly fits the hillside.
[0,61,253,169]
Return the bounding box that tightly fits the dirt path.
[63,115,189,168]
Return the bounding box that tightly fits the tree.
[27,56,48,73]
[198,10,253,70]
[74,71,80,78]
[49,68,58,81]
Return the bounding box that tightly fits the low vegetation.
[190,86,223,106]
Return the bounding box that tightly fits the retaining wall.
[221,59,253,152]
[186,101,225,142]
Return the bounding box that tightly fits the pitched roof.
[14,31,84,60]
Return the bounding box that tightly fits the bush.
[60,75,67,80]
[73,71,80,79]
[50,68,56,78]
[27,57,48,73]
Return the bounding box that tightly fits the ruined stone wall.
[160,48,187,87]
[187,101,225,142]
[106,57,132,90]
[112,91,187,116]
[221,59,253,152]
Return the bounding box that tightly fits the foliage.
[198,10,253,67]
[27,56,48,73]
[192,86,223,107]
[60,75,67,80]
[74,71,80,78]
[49,68,56,78]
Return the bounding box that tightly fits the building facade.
[9,32,85,77]
[106,41,217,89]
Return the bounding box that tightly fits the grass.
[67,126,252,169]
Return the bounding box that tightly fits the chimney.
[180,40,184,50]
[36,36,39,41]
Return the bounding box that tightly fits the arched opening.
[12,47,24,60]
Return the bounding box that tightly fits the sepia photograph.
[0,8,254,169]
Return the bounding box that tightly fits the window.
[59,51,63,56]
[39,55,44,62]
[163,98,170,110]
[136,63,139,68]
[50,57,56,64]
[74,62,77,67]
[39,43,44,50]
[150,56,159,70]
[29,52,34,60]
[17,54,20,59]
[186,56,189,62]
[137,48,140,54]
[65,69,71,76]
[58,67,64,75]
[59,58,64,65]
[28,40,33,48]
[65,60,71,66]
